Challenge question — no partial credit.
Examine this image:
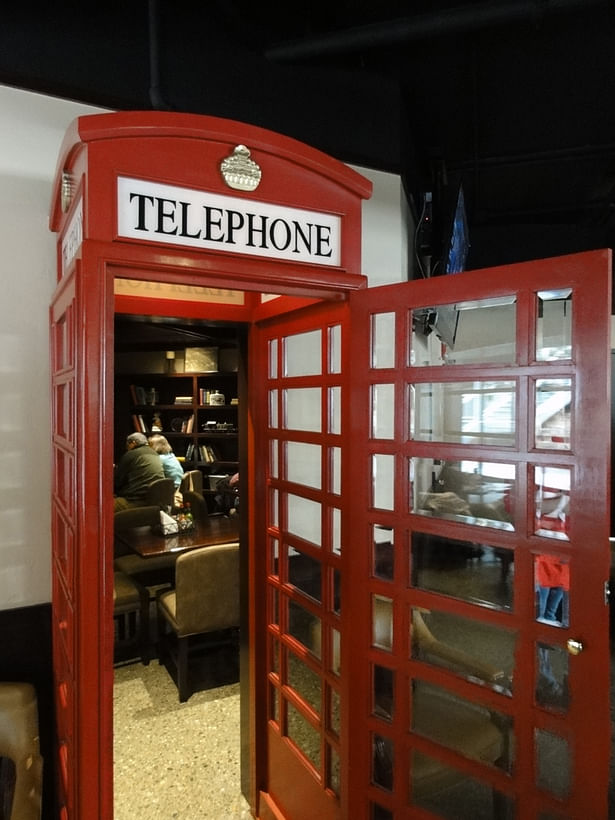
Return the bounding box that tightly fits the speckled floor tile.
[114,661,252,819]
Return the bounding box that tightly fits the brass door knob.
[566,638,584,655]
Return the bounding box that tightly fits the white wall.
[0,85,407,612]
[354,165,410,285]
[0,86,106,610]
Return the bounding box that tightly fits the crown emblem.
[220,145,262,192]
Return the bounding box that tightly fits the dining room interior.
[112,311,249,817]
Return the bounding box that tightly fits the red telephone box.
[50,112,611,819]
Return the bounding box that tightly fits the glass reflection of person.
[536,554,569,624]
[535,553,570,708]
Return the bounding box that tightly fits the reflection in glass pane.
[269,636,279,675]
[284,388,321,432]
[373,525,394,581]
[535,728,571,799]
[536,289,572,361]
[288,546,321,602]
[270,439,278,479]
[373,665,394,721]
[288,600,321,659]
[270,488,279,528]
[411,608,514,695]
[269,338,278,379]
[329,686,341,736]
[372,733,393,791]
[287,493,321,546]
[411,380,516,445]
[270,683,279,723]
[371,384,395,439]
[373,595,393,651]
[328,744,340,796]
[411,532,513,611]
[535,642,570,711]
[371,803,393,820]
[330,447,341,495]
[411,679,513,773]
[331,628,341,676]
[287,651,321,713]
[284,329,321,376]
[269,389,278,428]
[535,554,570,627]
[411,457,515,531]
[328,386,341,435]
[535,378,571,450]
[328,324,341,374]
[372,454,395,511]
[534,466,570,540]
[287,702,320,770]
[333,569,341,614]
[331,507,341,555]
[269,537,279,577]
[411,751,515,819]
[371,312,396,369]
[411,297,516,367]
[286,441,322,489]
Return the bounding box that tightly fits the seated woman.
[148,434,185,504]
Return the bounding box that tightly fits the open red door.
[345,249,612,818]
[50,260,114,820]
[252,298,351,820]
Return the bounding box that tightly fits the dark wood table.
[116,515,239,558]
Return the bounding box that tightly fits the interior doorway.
[112,310,246,817]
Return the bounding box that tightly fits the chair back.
[181,489,208,524]
[174,542,239,637]
[144,477,175,510]
[180,469,203,494]
[114,505,160,531]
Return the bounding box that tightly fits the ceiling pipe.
[266,0,609,61]
[148,0,172,110]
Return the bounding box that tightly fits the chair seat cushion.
[113,571,141,607]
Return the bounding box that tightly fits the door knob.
[566,638,584,655]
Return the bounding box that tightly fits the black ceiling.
[3,0,615,272]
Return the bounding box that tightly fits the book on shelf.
[185,414,194,433]
[137,414,148,433]
[174,396,192,405]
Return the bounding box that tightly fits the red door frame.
[49,111,371,819]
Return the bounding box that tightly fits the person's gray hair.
[126,432,148,447]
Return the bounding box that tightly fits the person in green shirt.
[113,432,165,512]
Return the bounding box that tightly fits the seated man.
[114,432,165,512]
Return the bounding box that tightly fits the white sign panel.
[62,197,83,275]
[117,176,341,267]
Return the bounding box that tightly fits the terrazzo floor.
[113,659,251,819]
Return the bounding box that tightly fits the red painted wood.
[49,111,370,820]
[346,249,612,818]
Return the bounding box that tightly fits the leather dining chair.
[180,489,209,524]
[113,505,178,661]
[113,570,149,665]
[144,477,175,512]
[157,542,240,702]
[180,469,203,495]
[113,505,177,580]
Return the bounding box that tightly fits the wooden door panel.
[347,250,612,819]
[253,301,349,820]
